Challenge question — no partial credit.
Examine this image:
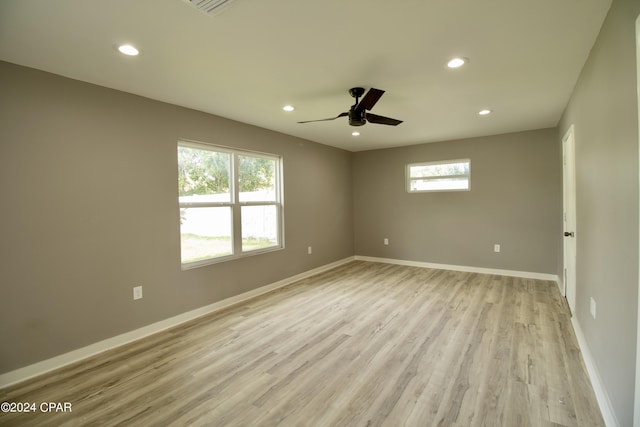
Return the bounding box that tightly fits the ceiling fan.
[298,87,403,127]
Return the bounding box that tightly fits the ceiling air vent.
[184,0,237,16]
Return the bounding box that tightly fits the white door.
[562,125,577,315]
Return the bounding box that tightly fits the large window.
[177,141,283,268]
[407,159,470,192]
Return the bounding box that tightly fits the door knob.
[564,231,575,237]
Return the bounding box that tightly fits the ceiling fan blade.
[355,88,385,112]
[366,113,403,126]
[297,112,348,124]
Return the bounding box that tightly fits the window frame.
[178,140,284,269]
[406,158,471,193]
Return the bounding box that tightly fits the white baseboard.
[556,272,565,295]
[355,255,559,282]
[0,256,356,389]
[571,317,619,427]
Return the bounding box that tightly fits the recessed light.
[478,109,492,116]
[447,57,467,68]
[282,105,295,112]
[117,44,139,56]
[352,131,360,136]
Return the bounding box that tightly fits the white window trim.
[406,158,471,193]
[178,140,284,270]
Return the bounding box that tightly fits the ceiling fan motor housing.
[348,107,366,126]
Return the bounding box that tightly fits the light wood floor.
[0,261,604,426]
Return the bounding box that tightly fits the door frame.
[634,13,640,427]
[562,125,577,315]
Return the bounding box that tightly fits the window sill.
[180,245,285,270]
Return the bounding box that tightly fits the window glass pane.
[238,155,276,202]
[241,205,278,252]
[410,161,469,178]
[410,177,469,191]
[407,159,470,192]
[178,146,231,203]
[180,207,232,263]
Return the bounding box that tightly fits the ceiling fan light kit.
[298,87,403,128]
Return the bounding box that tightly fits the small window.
[178,141,283,268]
[407,159,470,192]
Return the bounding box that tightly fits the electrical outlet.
[494,244,501,253]
[133,286,143,300]
[307,246,312,255]
[384,238,389,246]
[590,297,596,319]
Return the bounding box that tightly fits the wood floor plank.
[0,261,604,427]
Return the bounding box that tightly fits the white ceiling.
[0,0,611,152]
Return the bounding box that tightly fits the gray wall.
[558,0,640,425]
[353,129,562,274]
[0,61,354,374]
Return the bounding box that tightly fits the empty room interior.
[1,0,639,425]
